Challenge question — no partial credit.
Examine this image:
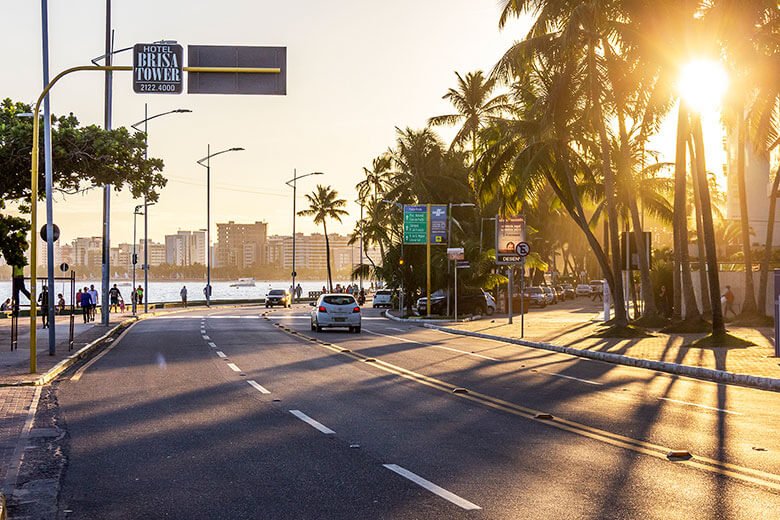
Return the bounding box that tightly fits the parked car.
[521,286,547,308]
[560,284,575,300]
[541,286,557,304]
[553,285,566,302]
[310,294,361,333]
[484,291,496,316]
[265,289,291,308]
[416,289,490,316]
[372,289,394,308]
[575,284,593,297]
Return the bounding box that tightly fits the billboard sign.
[429,204,448,244]
[496,215,526,264]
[447,248,465,260]
[187,45,286,95]
[133,43,184,94]
[403,205,427,244]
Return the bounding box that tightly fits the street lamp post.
[131,104,191,313]
[285,170,324,301]
[381,199,405,313]
[197,145,244,307]
[446,203,476,317]
[131,205,143,316]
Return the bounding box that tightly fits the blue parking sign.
[430,205,447,244]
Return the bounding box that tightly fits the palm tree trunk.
[323,220,333,291]
[758,162,780,313]
[691,113,725,334]
[688,137,712,314]
[673,106,701,320]
[736,111,758,314]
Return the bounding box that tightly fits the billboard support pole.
[426,203,431,317]
[520,257,525,338]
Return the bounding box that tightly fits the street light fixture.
[285,170,324,300]
[131,104,191,313]
[131,205,144,316]
[197,145,245,307]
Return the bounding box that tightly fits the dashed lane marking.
[208,342,218,349]
[216,351,227,358]
[289,410,335,434]
[202,335,211,340]
[226,363,242,372]
[364,329,498,361]
[659,397,742,416]
[382,464,481,510]
[247,380,271,394]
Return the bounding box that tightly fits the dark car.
[560,284,575,300]
[265,289,291,308]
[416,289,490,316]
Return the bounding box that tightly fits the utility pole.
[100,0,113,325]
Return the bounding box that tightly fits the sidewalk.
[404,298,780,381]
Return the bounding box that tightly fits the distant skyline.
[3,1,725,246]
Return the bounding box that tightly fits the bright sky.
[2,1,725,245]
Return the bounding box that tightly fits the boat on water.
[230,278,256,288]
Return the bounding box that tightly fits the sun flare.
[678,59,729,113]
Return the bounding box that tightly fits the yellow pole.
[426,203,431,317]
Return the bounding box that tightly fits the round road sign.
[515,241,530,257]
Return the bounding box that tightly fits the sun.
[678,59,729,113]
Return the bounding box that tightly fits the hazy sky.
[2,1,724,245]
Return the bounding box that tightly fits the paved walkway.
[446,298,780,379]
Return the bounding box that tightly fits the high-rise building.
[215,221,268,269]
[266,233,377,273]
[164,230,206,266]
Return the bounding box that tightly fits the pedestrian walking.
[79,287,92,323]
[88,285,99,322]
[11,265,30,317]
[656,285,671,318]
[109,284,122,313]
[295,283,302,303]
[180,286,188,307]
[38,286,49,328]
[119,297,126,313]
[722,285,737,318]
[1,298,10,311]
[136,285,144,306]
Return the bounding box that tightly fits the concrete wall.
[689,270,776,316]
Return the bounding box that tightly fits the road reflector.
[452,387,469,394]
[340,349,352,353]
[667,450,692,460]
[364,358,377,362]
[535,413,554,420]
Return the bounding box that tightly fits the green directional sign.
[403,205,427,244]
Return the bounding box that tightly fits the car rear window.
[269,290,286,295]
[376,290,392,296]
[323,295,356,305]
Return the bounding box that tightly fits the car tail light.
[353,306,361,313]
[318,306,327,312]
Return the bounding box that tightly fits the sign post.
[454,259,470,321]
[496,215,526,326]
[515,242,530,338]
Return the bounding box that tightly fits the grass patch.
[661,317,711,334]
[590,324,653,339]
[685,332,754,349]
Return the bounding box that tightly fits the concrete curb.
[421,323,780,392]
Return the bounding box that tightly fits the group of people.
[322,283,366,305]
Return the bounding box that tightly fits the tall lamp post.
[196,145,244,307]
[446,203,476,316]
[285,170,324,301]
[131,205,143,316]
[131,104,191,313]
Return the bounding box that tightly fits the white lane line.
[71,322,136,382]
[289,410,335,434]
[533,370,603,386]
[202,335,211,340]
[216,351,227,358]
[659,397,743,415]
[387,327,405,332]
[208,342,218,349]
[226,363,242,372]
[247,380,271,394]
[364,329,498,361]
[382,464,481,510]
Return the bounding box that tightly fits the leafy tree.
[0,98,166,265]
[298,185,348,291]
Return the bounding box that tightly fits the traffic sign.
[446,248,464,260]
[133,43,184,94]
[59,263,69,272]
[403,205,427,244]
[456,260,470,269]
[515,241,530,257]
[40,223,60,242]
[430,205,448,244]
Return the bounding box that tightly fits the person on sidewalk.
[295,283,302,303]
[57,293,66,314]
[136,285,144,306]
[37,286,50,328]
[11,265,30,317]
[1,298,10,311]
[108,284,122,313]
[79,287,92,323]
[88,285,99,322]
[180,286,188,308]
[722,285,737,318]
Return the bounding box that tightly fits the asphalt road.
[56,305,780,519]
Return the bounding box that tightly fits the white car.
[484,291,496,315]
[372,289,394,308]
[575,284,593,297]
[310,294,362,333]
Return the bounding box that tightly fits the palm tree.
[429,70,509,163]
[298,185,348,291]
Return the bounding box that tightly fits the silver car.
[310,294,362,333]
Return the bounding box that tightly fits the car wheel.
[316,325,323,332]
[355,326,361,333]
[310,321,316,331]
[265,304,269,308]
[485,306,495,316]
